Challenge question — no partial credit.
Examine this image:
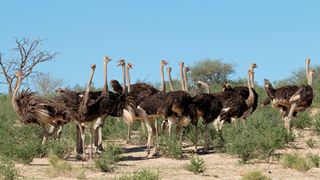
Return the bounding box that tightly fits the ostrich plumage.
[12,72,69,145]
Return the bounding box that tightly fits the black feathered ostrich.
[223,63,259,118]
[57,58,136,160]
[263,59,315,130]
[196,70,251,130]
[11,71,69,145]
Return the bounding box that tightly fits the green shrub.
[158,134,182,159]
[313,115,320,134]
[306,138,316,149]
[241,170,271,180]
[292,112,312,129]
[281,153,311,172]
[223,108,294,164]
[306,153,320,168]
[102,117,128,140]
[185,156,206,174]
[117,169,160,180]
[48,155,73,177]
[0,157,18,180]
[95,144,123,172]
[46,139,74,159]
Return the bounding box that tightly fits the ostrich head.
[15,71,23,78]
[91,64,96,70]
[166,66,172,73]
[250,63,258,70]
[223,82,232,91]
[185,66,191,72]
[127,63,134,69]
[104,56,111,63]
[263,79,272,89]
[118,59,125,66]
[161,60,168,66]
[179,61,184,67]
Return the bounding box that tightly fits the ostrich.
[223,63,259,117]
[57,58,136,159]
[264,59,315,130]
[197,78,248,131]
[11,71,69,145]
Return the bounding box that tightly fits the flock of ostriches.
[11,57,315,160]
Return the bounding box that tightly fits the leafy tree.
[190,59,234,85]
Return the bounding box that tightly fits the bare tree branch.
[0,38,58,95]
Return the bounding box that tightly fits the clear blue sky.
[1,1,320,91]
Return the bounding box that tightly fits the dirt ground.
[16,128,320,180]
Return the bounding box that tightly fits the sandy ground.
[16,128,320,180]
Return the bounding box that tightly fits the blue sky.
[1,1,320,91]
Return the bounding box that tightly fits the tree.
[0,38,58,94]
[32,73,63,96]
[190,59,235,85]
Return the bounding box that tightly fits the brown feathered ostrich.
[57,58,136,160]
[197,75,248,130]
[264,59,315,130]
[223,63,259,118]
[11,71,69,145]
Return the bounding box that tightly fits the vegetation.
[291,111,312,129]
[241,171,271,180]
[185,156,206,174]
[190,59,234,85]
[306,138,316,149]
[222,108,294,164]
[158,133,183,159]
[117,169,160,180]
[95,144,123,172]
[0,157,18,180]
[280,153,320,172]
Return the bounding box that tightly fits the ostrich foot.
[76,154,89,161]
[152,152,160,158]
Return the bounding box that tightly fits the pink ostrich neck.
[179,62,185,91]
[11,72,22,113]
[102,57,110,97]
[167,67,174,92]
[126,64,131,92]
[160,61,166,92]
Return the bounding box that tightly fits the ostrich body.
[197,81,248,130]
[223,64,259,116]
[58,58,136,159]
[12,72,69,145]
[264,59,314,129]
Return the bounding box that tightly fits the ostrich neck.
[308,72,313,86]
[183,68,189,92]
[306,60,310,84]
[102,62,109,97]
[11,76,22,113]
[83,67,95,112]
[179,64,185,91]
[250,71,255,89]
[246,73,254,106]
[167,70,173,92]
[126,66,131,92]
[160,64,166,92]
[122,64,126,94]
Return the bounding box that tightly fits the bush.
[46,139,74,159]
[306,138,316,149]
[241,170,271,180]
[158,134,182,159]
[306,153,320,168]
[313,115,320,134]
[48,155,73,177]
[118,169,160,180]
[292,112,312,129]
[0,157,18,180]
[95,144,123,172]
[281,153,311,172]
[185,156,206,174]
[102,117,128,140]
[223,108,294,164]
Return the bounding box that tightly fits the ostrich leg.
[76,123,87,160]
[41,124,49,145]
[286,103,297,131]
[94,116,106,152]
[194,122,198,153]
[204,123,209,153]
